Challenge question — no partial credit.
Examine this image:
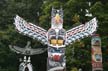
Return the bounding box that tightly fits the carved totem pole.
[91,34,103,71]
[13,8,97,71]
[9,41,47,71]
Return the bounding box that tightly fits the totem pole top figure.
[51,7,63,29]
[14,7,98,48]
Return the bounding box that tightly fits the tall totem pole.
[91,34,103,71]
[13,8,98,71]
[9,41,47,71]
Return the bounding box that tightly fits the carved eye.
[50,48,55,53]
[58,29,66,35]
[48,29,56,35]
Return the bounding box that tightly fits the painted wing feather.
[14,15,47,44]
[65,17,97,45]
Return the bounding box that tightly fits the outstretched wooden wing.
[65,17,97,45]
[9,45,47,55]
[14,15,47,44]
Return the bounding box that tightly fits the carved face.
[48,47,65,61]
[48,29,66,47]
[51,8,63,28]
[92,37,101,46]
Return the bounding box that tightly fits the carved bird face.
[51,8,63,29]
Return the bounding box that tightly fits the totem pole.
[13,7,97,71]
[18,56,33,71]
[9,41,47,71]
[91,34,103,71]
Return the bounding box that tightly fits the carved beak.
[55,14,61,24]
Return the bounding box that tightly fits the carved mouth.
[53,55,61,61]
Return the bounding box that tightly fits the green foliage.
[0,0,108,71]
[71,67,78,71]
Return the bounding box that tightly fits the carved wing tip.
[93,17,98,22]
[14,15,19,21]
[15,14,19,18]
[15,14,18,17]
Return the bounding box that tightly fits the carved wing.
[9,45,24,54]
[9,45,47,55]
[30,48,47,55]
[14,15,48,44]
[65,17,97,45]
